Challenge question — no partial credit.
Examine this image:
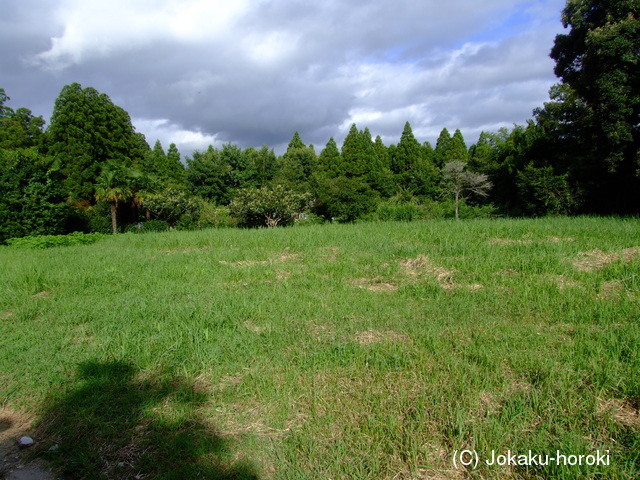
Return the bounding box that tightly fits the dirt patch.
[353,278,398,292]
[597,398,640,428]
[353,329,410,346]
[0,408,55,480]
[0,310,15,320]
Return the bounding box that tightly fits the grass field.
[0,217,639,479]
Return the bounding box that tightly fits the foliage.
[0,149,71,244]
[139,219,170,232]
[0,107,45,149]
[543,0,640,212]
[144,188,202,227]
[94,162,135,234]
[516,164,580,216]
[441,160,492,220]
[46,83,145,202]
[197,203,238,229]
[314,175,379,222]
[5,231,105,249]
[230,184,313,227]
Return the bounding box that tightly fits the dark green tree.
[46,83,144,202]
[391,122,439,197]
[0,107,45,149]
[0,149,71,243]
[548,0,640,212]
[317,137,342,177]
[273,132,317,192]
[185,146,230,204]
[434,128,452,168]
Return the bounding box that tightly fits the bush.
[139,220,170,232]
[6,231,106,249]
[198,204,237,229]
[376,201,421,222]
[293,212,325,227]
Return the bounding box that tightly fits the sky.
[0,0,567,157]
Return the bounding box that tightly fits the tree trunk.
[110,202,118,234]
[454,191,459,220]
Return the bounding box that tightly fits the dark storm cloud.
[0,0,567,155]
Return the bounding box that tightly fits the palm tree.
[94,164,133,234]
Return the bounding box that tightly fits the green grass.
[0,217,639,479]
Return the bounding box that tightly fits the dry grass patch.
[547,236,576,243]
[319,247,339,261]
[400,255,455,289]
[219,248,302,268]
[243,319,267,335]
[32,290,52,299]
[400,255,482,291]
[0,407,34,442]
[488,237,532,246]
[597,280,625,300]
[544,274,582,290]
[597,398,640,429]
[353,277,398,292]
[354,329,410,346]
[573,246,640,272]
[309,323,336,341]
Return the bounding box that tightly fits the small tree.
[441,160,492,220]
[94,164,133,234]
[230,184,312,228]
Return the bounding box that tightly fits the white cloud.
[134,118,220,157]
[3,0,568,155]
[32,0,252,69]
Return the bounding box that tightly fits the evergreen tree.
[46,83,144,202]
[434,128,452,167]
[186,146,230,204]
[317,137,342,177]
[449,129,469,161]
[274,132,317,192]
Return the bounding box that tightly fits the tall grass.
[0,217,638,479]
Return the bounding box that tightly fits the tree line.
[0,0,638,242]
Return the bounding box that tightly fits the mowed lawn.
[0,217,639,479]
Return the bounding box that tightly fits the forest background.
[0,0,638,243]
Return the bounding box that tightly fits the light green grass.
[0,217,639,479]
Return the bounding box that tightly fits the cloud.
[1,0,567,156]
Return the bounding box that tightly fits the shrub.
[6,231,106,249]
[139,220,170,232]
[198,204,237,229]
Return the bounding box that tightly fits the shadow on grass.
[34,360,259,480]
